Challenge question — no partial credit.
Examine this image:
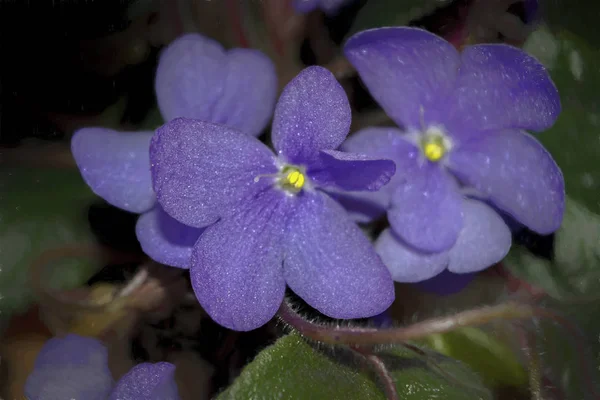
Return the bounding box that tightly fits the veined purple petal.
[375,228,449,283]
[308,149,396,192]
[109,363,180,400]
[25,335,114,400]
[155,34,277,137]
[388,163,464,253]
[190,190,287,331]
[326,190,387,223]
[447,199,511,273]
[72,128,155,214]
[442,44,560,138]
[135,206,205,269]
[272,66,351,163]
[284,192,394,319]
[448,129,564,234]
[344,27,460,130]
[150,118,278,228]
[412,269,475,296]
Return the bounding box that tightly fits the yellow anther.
[421,135,447,162]
[286,170,305,189]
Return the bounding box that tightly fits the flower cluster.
[25,335,180,400]
[72,26,563,332]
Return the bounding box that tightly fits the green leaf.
[0,166,102,317]
[348,0,453,38]
[218,334,492,400]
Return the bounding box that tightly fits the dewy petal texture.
[375,228,449,283]
[272,66,351,162]
[135,206,205,269]
[443,44,560,134]
[388,163,464,253]
[447,199,511,274]
[151,118,278,228]
[72,128,155,214]
[190,190,287,331]
[309,149,396,192]
[109,362,180,400]
[448,130,564,234]
[155,33,277,136]
[344,27,460,130]
[24,335,114,400]
[284,193,394,318]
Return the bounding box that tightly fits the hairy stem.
[351,346,399,400]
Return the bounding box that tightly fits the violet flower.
[341,27,563,282]
[72,33,277,268]
[293,0,354,15]
[25,334,180,400]
[150,66,396,331]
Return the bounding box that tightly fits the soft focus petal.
[109,362,180,400]
[293,0,319,12]
[388,164,464,253]
[135,206,205,268]
[272,66,351,162]
[284,192,394,319]
[412,269,475,296]
[151,118,278,228]
[375,228,449,283]
[25,335,114,400]
[294,0,351,14]
[448,129,564,234]
[308,149,395,191]
[190,190,287,331]
[344,27,460,130]
[326,190,387,223]
[72,128,155,214]
[442,44,560,138]
[155,34,277,136]
[447,199,512,273]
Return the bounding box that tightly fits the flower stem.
[350,346,399,400]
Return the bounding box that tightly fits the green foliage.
[218,334,492,400]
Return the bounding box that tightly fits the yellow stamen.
[422,135,447,162]
[286,170,305,189]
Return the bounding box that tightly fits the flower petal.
[190,190,287,331]
[344,27,460,130]
[151,118,278,228]
[326,190,387,223]
[308,150,396,191]
[375,228,449,283]
[442,44,560,137]
[135,206,205,269]
[155,34,277,136]
[447,199,512,274]
[109,362,180,400]
[448,129,564,234]
[284,192,394,319]
[412,269,475,296]
[25,334,114,400]
[294,0,349,14]
[72,128,155,214]
[388,163,464,253]
[272,66,351,162]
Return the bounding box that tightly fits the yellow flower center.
[279,166,306,193]
[421,135,447,162]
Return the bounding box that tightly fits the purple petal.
[25,334,114,400]
[151,118,278,228]
[135,206,205,268]
[283,192,394,319]
[442,44,560,138]
[272,66,351,162]
[375,228,449,283]
[448,129,564,234]
[308,150,396,192]
[72,128,155,214]
[109,362,180,400]
[412,269,475,296]
[326,190,387,223]
[155,34,277,137]
[447,199,512,273]
[344,27,460,130]
[190,190,287,331]
[388,163,464,253]
[293,0,319,12]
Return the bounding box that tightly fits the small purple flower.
[342,27,563,281]
[150,66,396,331]
[72,33,277,268]
[25,334,180,400]
[293,0,354,15]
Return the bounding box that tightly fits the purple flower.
[25,334,180,400]
[150,66,396,331]
[293,0,354,15]
[72,33,277,268]
[342,27,563,281]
